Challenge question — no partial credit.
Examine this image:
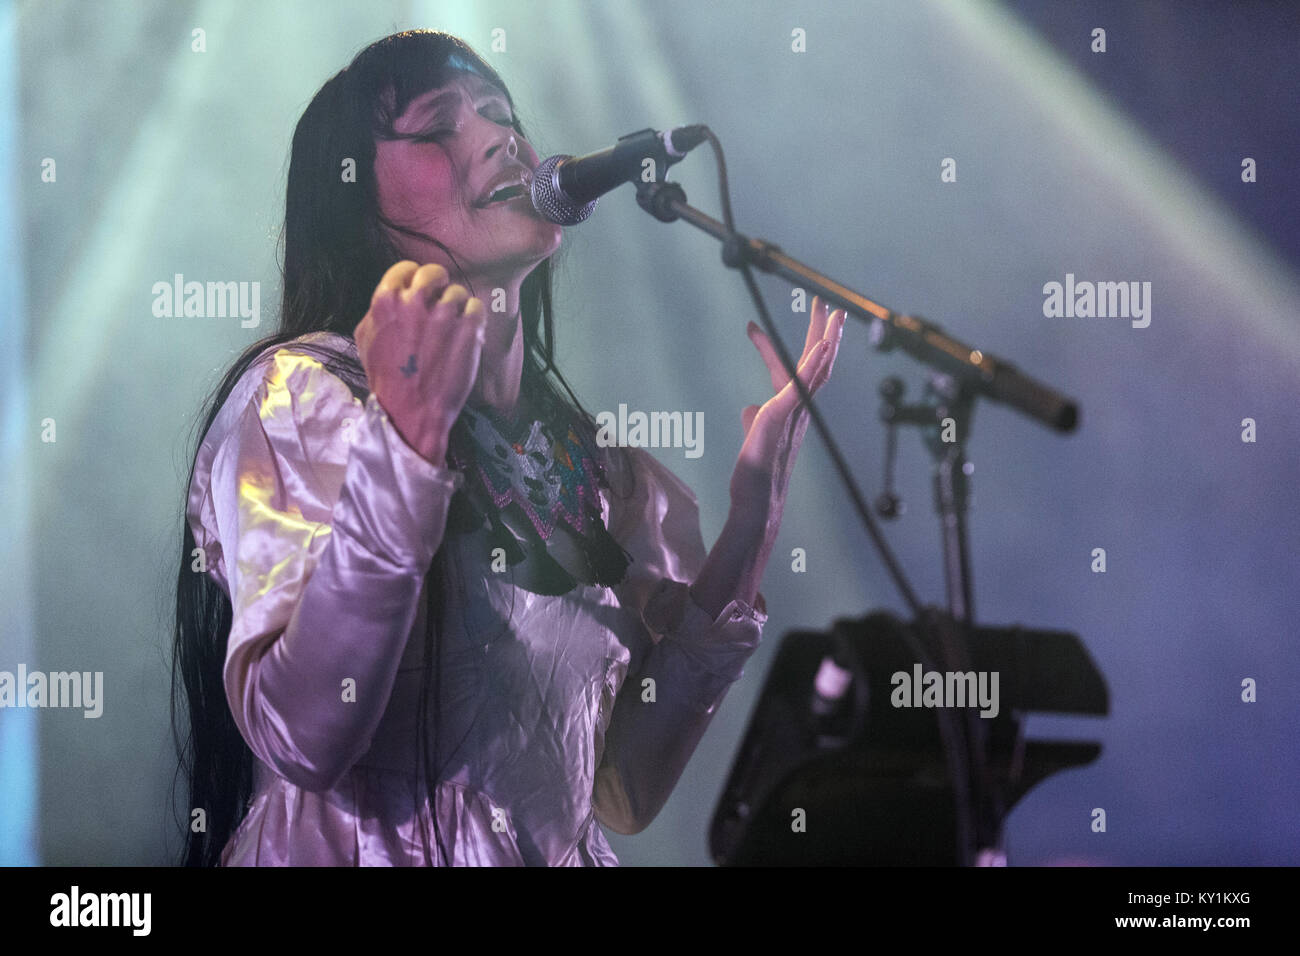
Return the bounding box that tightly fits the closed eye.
[412,107,513,142]
[480,106,515,127]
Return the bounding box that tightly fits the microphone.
[530,125,708,225]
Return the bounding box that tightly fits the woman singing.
[171,29,845,866]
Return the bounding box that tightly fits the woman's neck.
[468,304,526,419]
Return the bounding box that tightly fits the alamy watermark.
[152,273,260,327]
[1042,273,1151,329]
[50,886,150,936]
[595,403,703,459]
[891,664,999,718]
[0,665,103,718]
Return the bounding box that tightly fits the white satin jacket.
[185,332,767,865]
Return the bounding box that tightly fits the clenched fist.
[354,261,487,466]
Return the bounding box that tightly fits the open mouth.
[477,168,533,208]
[482,183,528,206]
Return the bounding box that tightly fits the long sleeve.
[592,446,767,834]
[186,344,464,792]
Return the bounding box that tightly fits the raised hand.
[353,261,488,465]
[734,294,847,506]
[688,295,846,621]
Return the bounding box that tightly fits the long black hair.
[171,30,632,866]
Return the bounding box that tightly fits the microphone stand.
[633,176,1081,865]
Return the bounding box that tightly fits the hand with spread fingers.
[736,294,847,505]
[689,295,846,620]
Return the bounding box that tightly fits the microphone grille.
[530,154,597,226]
